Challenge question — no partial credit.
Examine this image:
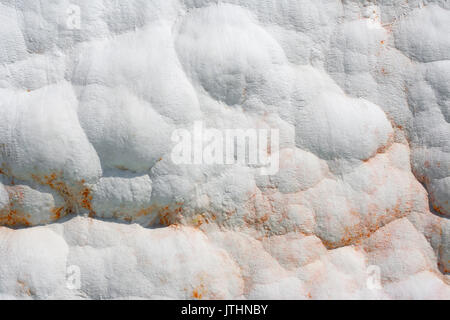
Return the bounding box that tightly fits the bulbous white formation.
[0,0,448,299]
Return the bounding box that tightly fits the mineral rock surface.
[0,0,449,299]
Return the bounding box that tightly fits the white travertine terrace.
[0,0,449,299]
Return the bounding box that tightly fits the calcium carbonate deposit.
[0,0,449,299]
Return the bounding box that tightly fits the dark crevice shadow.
[0,212,169,231]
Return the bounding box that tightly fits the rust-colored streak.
[80,186,95,217]
[51,206,64,220]
[0,209,31,227]
[192,289,202,299]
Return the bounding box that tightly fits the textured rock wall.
[0,0,449,299]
